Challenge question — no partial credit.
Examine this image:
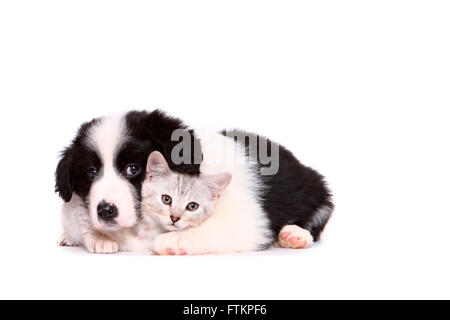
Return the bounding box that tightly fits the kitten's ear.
[202,172,232,198]
[146,151,170,177]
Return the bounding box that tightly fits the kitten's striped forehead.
[176,175,196,197]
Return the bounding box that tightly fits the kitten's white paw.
[278,225,313,249]
[153,232,193,255]
[58,234,76,247]
[85,237,119,254]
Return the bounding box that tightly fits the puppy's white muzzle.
[88,168,138,230]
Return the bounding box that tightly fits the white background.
[0,0,449,299]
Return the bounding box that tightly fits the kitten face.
[141,151,231,231]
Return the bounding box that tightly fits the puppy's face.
[56,115,148,230]
[55,110,202,232]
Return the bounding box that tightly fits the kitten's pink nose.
[170,216,180,223]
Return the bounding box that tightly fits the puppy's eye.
[87,167,97,181]
[161,195,172,205]
[186,202,199,212]
[125,164,142,178]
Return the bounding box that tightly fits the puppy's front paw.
[153,232,192,255]
[58,234,76,247]
[85,236,119,254]
[279,225,313,249]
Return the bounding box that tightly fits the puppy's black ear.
[55,147,74,202]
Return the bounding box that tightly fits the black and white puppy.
[56,109,333,255]
[55,110,200,253]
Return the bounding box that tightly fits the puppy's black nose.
[97,201,118,222]
[170,216,180,223]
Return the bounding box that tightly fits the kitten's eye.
[186,202,199,212]
[125,164,142,178]
[86,167,97,181]
[161,195,172,205]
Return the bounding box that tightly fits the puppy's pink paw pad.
[280,232,289,240]
[278,225,313,249]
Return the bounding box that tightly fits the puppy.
[55,110,201,253]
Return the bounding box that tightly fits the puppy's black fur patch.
[125,109,202,176]
[222,129,333,245]
[55,118,101,202]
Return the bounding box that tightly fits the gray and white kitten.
[141,151,232,232]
